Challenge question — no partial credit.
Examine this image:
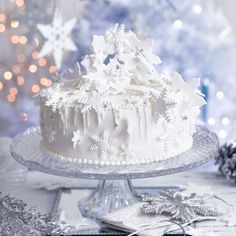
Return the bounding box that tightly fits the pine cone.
[215,142,236,183]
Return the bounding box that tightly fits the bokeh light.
[31,84,40,93]
[207,117,216,126]
[216,91,224,100]
[32,51,39,59]
[49,65,57,73]
[12,65,21,74]
[11,20,19,28]
[9,87,18,96]
[7,94,16,103]
[17,54,26,62]
[4,71,13,80]
[11,35,19,44]
[29,64,37,73]
[0,13,6,22]
[38,58,47,67]
[17,76,24,85]
[16,0,25,8]
[0,24,6,32]
[0,82,3,90]
[19,36,27,45]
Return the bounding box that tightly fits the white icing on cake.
[38,24,206,166]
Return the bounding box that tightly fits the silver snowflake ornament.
[0,192,66,235]
[37,9,77,68]
[140,190,219,223]
[89,130,115,161]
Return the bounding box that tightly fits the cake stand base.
[78,179,139,219]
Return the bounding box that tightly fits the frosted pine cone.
[215,142,236,183]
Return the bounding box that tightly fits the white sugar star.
[37,9,77,68]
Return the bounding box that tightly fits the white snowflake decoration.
[171,72,206,107]
[81,24,162,95]
[150,88,176,123]
[72,129,81,149]
[89,130,115,161]
[81,91,109,114]
[37,9,77,68]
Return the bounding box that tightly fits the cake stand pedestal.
[11,126,219,219]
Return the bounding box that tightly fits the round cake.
[38,24,206,166]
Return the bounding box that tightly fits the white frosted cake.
[38,24,206,166]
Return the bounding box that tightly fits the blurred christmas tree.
[0,0,235,142]
[0,0,56,136]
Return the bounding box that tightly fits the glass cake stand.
[11,126,219,219]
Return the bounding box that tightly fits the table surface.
[1,165,236,235]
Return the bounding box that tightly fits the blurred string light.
[16,0,25,9]
[173,19,183,28]
[219,129,227,139]
[11,19,19,28]
[193,4,202,14]
[0,82,3,90]
[0,23,6,32]
[221,116,230,126]
[4,71,13,80]
[216,91,224,100]
[208,117,216,126]
[31,84,40,93]
[16,76,24,85]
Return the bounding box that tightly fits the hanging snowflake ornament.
[72,129,81,149]
[89,130,115,161]
[37,9,77,69]
[140,190,219,223]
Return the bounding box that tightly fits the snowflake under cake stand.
[11,126,219,219]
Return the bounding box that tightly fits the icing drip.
[137,108,142,138]
[144,106,148,139]
[82,112,86,135]
[127,121,133,143]
[74,107,78,126]
[97,112,103,126]
[64,106,69,134]
[86,111,90,127]
[113,109,120,128]
[59,110,64,130]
